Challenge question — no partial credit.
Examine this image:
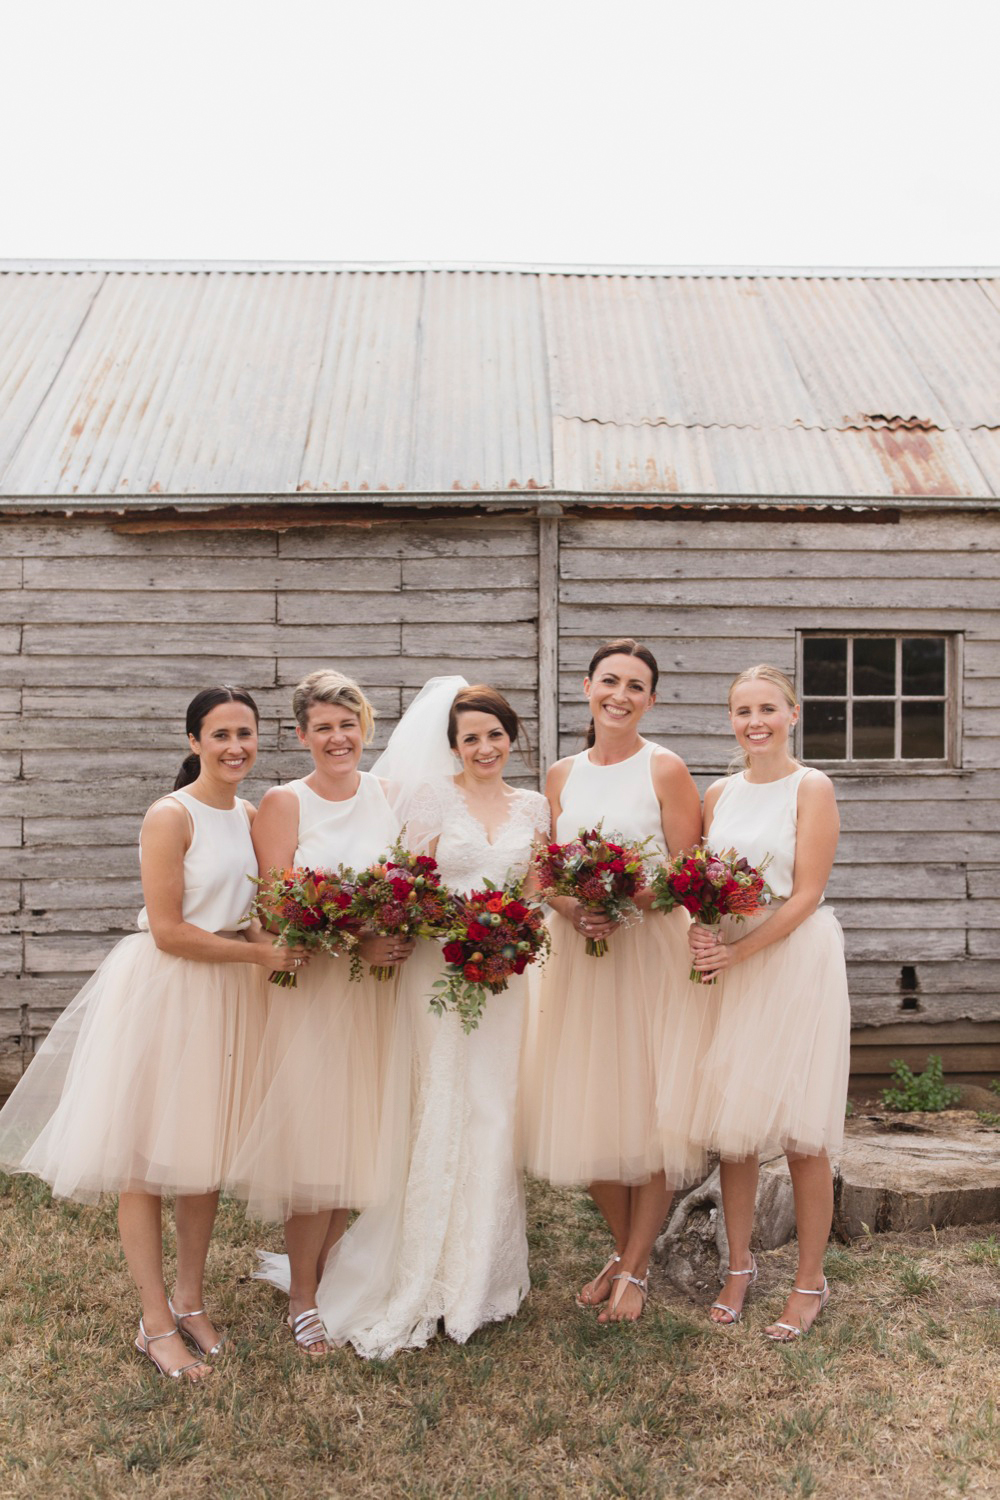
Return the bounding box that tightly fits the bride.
[258,678,550,1357]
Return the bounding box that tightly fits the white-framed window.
[796,632,960,768]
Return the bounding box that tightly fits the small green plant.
[880,1054,960,1112]
[989,1078,1000,1096]
[977,1110,1000,1127]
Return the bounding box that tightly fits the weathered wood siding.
[2,505,998,1093]
[558,511,1000,1078]
[0,514,540,1091]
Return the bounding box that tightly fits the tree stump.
[654,1154,796,1299]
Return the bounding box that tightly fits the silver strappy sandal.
[169,1298,225,1358]
[710,1253,758,1326]
[764,1277,830,1341]
[575,1251,622,1309]
[601,1271,649,1322]
[288,1306,329,1354]
[135,1319,210,1380]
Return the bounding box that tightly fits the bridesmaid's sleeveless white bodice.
[291,773,398,870]
[708,766,815,901]
[557,741,667,853]
[138,789,256,933]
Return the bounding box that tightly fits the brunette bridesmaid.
[0,687,302,1380]
[523,638,706,1322]
[226,670,412,1356]
[687,665,850,1339]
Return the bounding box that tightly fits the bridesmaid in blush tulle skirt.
[225,670,413,1357]
[523,638,707,1323]
[687,665,850,1341]
[0,687,306,1381]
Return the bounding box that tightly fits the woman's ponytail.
[174,752,201,790]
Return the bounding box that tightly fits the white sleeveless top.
[291,773,399,871]
[137,788,256,934]
[708,766,818,902]
[557,741,667,855]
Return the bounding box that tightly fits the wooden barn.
[1,262,998,1099]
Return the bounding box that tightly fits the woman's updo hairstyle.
[447,684,529,762]
[583,638,660,748]
[292,669,376,744]
[175,685,260,790]
[727,664,799,771]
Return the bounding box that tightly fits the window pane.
[803,701,847,759]
[853,699,895,758]
[902,637,946,696]
[902,701,945,758]
[803,637,847,695]
[853,638,896,696]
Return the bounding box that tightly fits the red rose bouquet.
[651,845,772,982]
[349,833,452,981]
[430,880,550,1032]
[532,821,655,956]
[249,866,360,987]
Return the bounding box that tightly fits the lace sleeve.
[523,789,551,839]
[395,780,448,855]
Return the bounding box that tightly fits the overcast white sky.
[3,0,998,268]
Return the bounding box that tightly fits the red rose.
[682,894,702,914]
[671,871,692,894]
[389,877,411,901]
[505,901,528,922]
[415,855,436,869]
[300,910,321,927]
[609,858,625,874]
[442,942,465,965]
[467,922,490,942]
[464,962,482,981]
[513,957,527,974]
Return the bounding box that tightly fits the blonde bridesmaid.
[688,665,850,1340]
[524,638,705,1322]
[0,687,302,1380]
[227,670,412,1356]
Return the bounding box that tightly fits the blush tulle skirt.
[687,906,851,1162]
[522,908,712,1190]
[225,953,397,1221]
[0,932,267,1203]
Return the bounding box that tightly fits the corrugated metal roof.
[0,265,997,501]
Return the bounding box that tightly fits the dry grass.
[1,1172,998,1500]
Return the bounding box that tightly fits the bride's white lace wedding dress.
[257,778,549,1359]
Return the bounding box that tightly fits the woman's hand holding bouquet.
[349,833,453,980]
[532,823,654,957]
[651,846,772,983]
[249,866,360,987]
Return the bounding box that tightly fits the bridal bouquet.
[349,833,452,981]
[249,866,360,987]
[532,822,654,956]
[651,846,772,983]
[431,880,550,1033]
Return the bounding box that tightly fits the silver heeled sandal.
[135,1318,210,1380]
[764,1277,830,1342]
[710,1253,758,1326]
[288,1306,329,1355]
[169,1298,225,1358]
[575,1251,622,1309]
